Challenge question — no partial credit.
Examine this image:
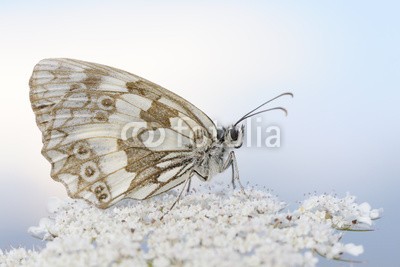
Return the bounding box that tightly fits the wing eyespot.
[73,141,92,160]
[80,162,100,182]
[97,95,115,110]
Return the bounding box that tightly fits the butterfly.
[29,58,292,209]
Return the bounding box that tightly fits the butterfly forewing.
[30,58,216,208]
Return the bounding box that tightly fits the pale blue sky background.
[0,1,399,265]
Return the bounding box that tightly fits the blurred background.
[0,1,398,265]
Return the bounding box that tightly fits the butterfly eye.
[230,129,239,141]
[217,129,224,141]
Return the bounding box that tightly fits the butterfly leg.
[186,178,192,194]
[180,168,209,194]
[160,178,191,220]
[170,178,191,210]
[222,151,245,193]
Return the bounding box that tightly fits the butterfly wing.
[30,58,216,208]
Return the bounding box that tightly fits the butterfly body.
[29,59,245,208]
[192,125,244,181]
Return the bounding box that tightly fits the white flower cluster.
[0,185,381,267]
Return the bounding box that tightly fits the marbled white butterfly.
[29,59,292,208]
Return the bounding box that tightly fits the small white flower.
[303,251,318,267]
[370,208,382,219]
[0,184,380,267]
[153,256,171,267]
[46,197,64,213]
[27,217,55,240]
[344,243,364,256]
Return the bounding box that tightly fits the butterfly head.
[217,125,245,148]
[216,92,294,149]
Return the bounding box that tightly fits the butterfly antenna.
[239,107,288,122]
[234,92,293,126]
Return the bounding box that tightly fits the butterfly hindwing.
[30,58,217,208]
